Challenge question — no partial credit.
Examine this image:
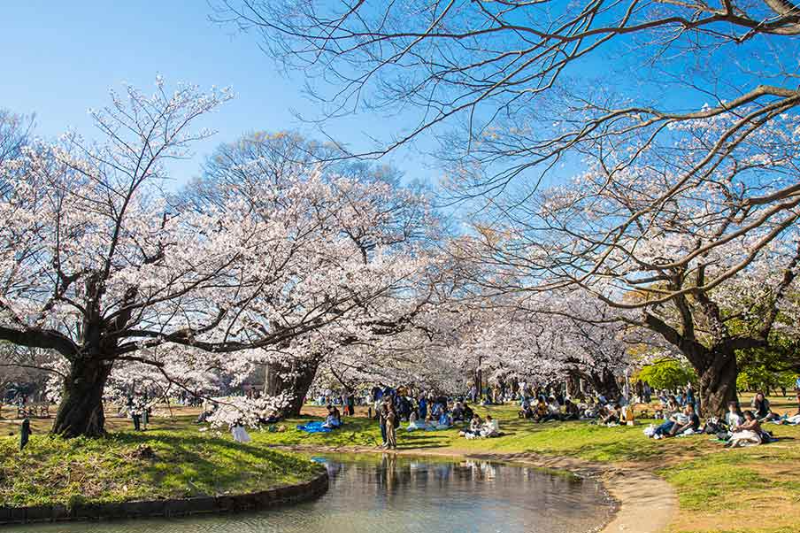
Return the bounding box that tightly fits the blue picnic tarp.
[296,421,332,434]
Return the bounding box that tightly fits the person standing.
[20,417,32,450]
[231,419,252,443]
[378,402,388,448]
[140,394,150,431]
[131,397,142,431]
[385,403,398,449]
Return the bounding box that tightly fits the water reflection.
[11,454,614,533]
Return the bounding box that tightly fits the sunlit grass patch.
[0,428,323,508]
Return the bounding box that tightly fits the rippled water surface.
[13,454,614,533]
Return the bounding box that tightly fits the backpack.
[703,416,726,435]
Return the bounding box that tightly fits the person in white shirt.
[724,402,743,429]
[480,415,500,437]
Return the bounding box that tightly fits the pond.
[13,454,615,533]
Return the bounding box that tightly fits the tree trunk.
[566,371,584,400]
[697,351,739,418]
[586,367,621,400]
[51,356,113,438]
[264,357,320,417]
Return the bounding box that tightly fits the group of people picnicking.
[303,380,800,450]
[645,389,800,447]
[376,388,501,446]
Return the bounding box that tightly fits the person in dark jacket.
[20,417,32,450]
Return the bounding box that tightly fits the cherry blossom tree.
[0,109,33,165]
[0,81,438,437]
[456,108,800,415]
[182,131,444,415]
[428,290,649,399]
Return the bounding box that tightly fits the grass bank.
[0,427,323,509]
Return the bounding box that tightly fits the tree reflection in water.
[13,454,614,533]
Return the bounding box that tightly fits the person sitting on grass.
[462,401,474,421]
[432,411,453,430]
[724,401,743,430]
[431,400,445,419]
[537,397,560,423]
[544,396,563,422]
[519,399,534,419]
[599,404,622,425]
[752,392,780,422]
[480,415,500,437]
[727,410,763,447]
[452,401,465,422]
[533,397,548,422]
[323,405,342,429]
[563,399,580,421]
[666,395,681,416]
[406,410,430,431]
[582,397,599,419]
[460,414,483,437]
[652,405,699,439]
[774,392,800,425]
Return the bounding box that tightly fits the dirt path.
[271,444,677,533]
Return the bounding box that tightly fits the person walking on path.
[20,417,32,450]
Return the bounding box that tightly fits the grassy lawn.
[0,421,323,509]
[1,393,798,532]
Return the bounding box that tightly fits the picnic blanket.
[296,421,333,434]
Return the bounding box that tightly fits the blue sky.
[3,2,791,199]
[0,1,432,189]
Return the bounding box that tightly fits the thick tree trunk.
[51,356,113,438]
[566,371,584,400]
[697,351,739,418]
[587,368,621,400]
[264,358,320,417]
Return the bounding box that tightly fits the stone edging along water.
[271,445,678,533]
[0,470,329,526]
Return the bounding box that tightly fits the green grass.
[255,405,692,462]
[0,428,323,508]
[661,457,771,510]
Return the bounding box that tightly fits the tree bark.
[696,350,739,417]
[264,357,320,417]
[51,356,113,438]
[586,367,621,400]
[566,371,584,400]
